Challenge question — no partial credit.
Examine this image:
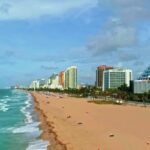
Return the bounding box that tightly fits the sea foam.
[20,93,33,124]
[19,93,50,150]
[0,102,9,112]
[26,140,49,150]
[12,122,41,134]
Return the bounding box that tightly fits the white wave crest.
[26,140,49,150]
[0,102,9,112]
[12,122,41,134]
[20,93,34,124]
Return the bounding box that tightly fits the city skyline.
[0,0,150,88]
[29,65,77,90]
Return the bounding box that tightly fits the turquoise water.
[0,89,49,150]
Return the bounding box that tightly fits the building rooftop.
[104,68,132,72]
[97,65,113,70]
[66,66,77,70]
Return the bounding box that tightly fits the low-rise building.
[131,79,150,94]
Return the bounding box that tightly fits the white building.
[30,79,46,89]
[131,79,150,94]
[30,80,38,89]
[48,74,62,89]
[103,68,133,91]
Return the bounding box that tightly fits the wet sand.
[32,92,150,150]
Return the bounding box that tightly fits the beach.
[32,92,150,150]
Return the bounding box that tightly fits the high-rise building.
[48,74,60,89]
[103,68,133,91]
[59,71,65,88]
[138,66,150,80]
[30,80,37,89]
[65,66,77,89]
[30,79,46,89]
[96,65,113,88]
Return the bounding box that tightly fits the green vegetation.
[26,84,150,104]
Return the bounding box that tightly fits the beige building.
[65,66,77,89]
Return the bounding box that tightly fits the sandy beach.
[32,92,150,150]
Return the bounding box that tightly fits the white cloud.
[87,0,150,57]
[87,22,137,55]
[98,0,150,23]
[118,51,138,62]
[99,0,145,7]
[0,0,98,20]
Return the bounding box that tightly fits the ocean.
[0,89,49,150]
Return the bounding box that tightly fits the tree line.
[26,84,150,103]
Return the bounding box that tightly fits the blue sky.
[0,0,150,88]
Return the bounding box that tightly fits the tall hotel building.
[65,66,77,89]
[103,68,133,91]
[59,71,65,88]
[96,65,113,88]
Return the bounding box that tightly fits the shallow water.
[0,89,49,150]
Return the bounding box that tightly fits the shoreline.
[31,91,150,150]
[31,93,67,150]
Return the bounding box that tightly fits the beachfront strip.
[27,65,150,150]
